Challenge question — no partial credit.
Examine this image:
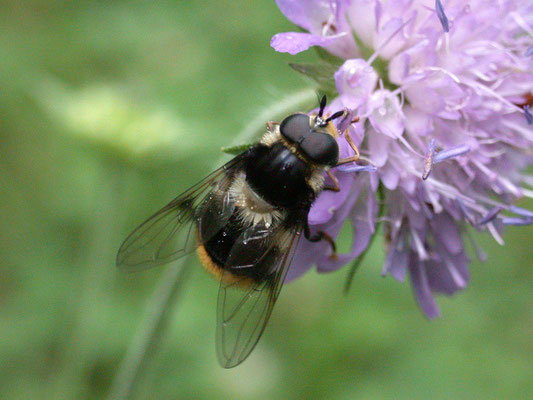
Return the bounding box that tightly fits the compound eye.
[279,113,311,143]
[300,133,339,166]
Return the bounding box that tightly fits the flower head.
[273,0,533,317]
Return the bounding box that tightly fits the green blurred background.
[1,1,532,399]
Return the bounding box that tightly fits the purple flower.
[334,59,378,109]
[274,0,533,317]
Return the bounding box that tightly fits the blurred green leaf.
[314,46,345,67]
[221,143,254,155]
[289,62,338,95]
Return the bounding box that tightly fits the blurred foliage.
[0,1,532,399]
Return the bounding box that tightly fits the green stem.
[46,163,127,399]
[233,88,317,145]
[107,261,190,400]
[343,183,386,294]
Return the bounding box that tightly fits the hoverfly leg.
[266,121,280,132]
[324,170,341,192]
[339,127,360,163]
[336,117,361,165]
[304,220,338,261]
[336,155,359,165]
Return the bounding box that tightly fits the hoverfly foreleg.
[304,219,338,260]
[324,170,341,192]
[336,117,360,165]
[266,121,280,132]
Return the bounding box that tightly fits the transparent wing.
[216,222,302,368]
[116,155,245,272]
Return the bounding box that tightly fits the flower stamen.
[502,217,533,226]
[433,145,471,164]
[509,205,533,218]
[435,0,450,32]
[477,206,503,226]
[510,12,533,37]
[336,164,377,173]
[464,229,487,262]
[423,139,436,180]
[524,105,533,125]
[422,141,469,180]
[368,16,415,65]
[487,222,504,245]
[456,199,476,226]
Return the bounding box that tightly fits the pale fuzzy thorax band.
[229,172,285,228]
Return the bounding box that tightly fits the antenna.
[326,110,345,122]
[318,95,327,117]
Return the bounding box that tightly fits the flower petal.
[426,245,469,295]
[335,59,378,109]
[318,178,378,271]
[367,90,405,138]
[308,172,353,224]
[409,257,440,319]
[383,244,408,282]
[380,162,400,190]
[275,0,347,32]
[286,237,328,282]
[271,32,345,55]
[367,127,390,167]
[430,213,464,255]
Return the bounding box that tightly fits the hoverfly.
[116,96,360,368]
